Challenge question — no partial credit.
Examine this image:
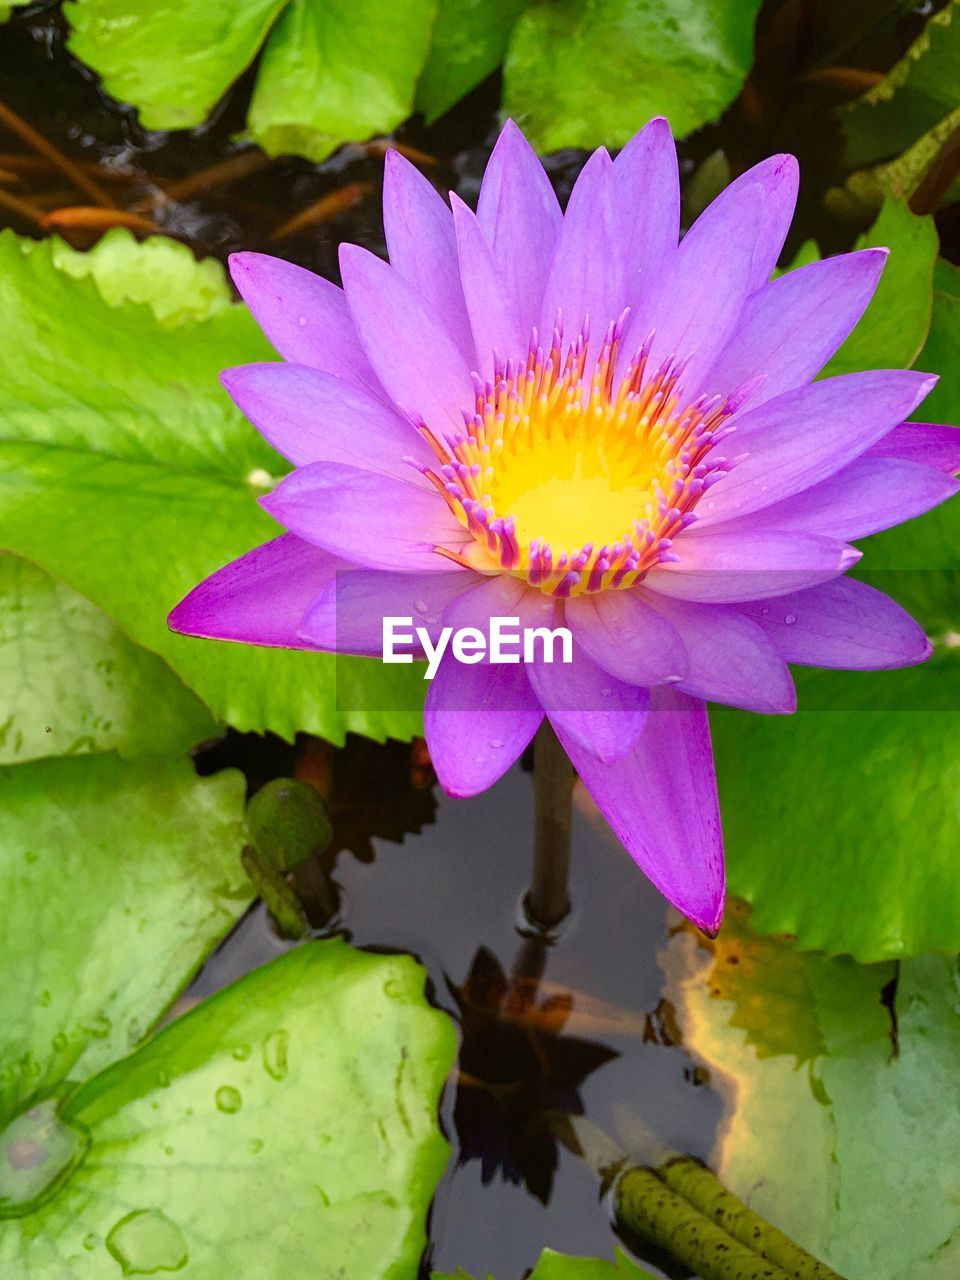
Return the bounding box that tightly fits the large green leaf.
[64,0,438,162]
[416,0,529,124]
[247,0,436,161]
[823,195,938,376]
[502,0,764,152]
[663,912,960,1279]
[0,752,249,1124]
[434,1247,655,1279]
[0,229,426,743]
[1,941,456,1278]
[714,649,960,961]
[0,552,215,764]
[64,0,287,131]
[841,0,960,169]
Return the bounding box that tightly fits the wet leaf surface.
[1,941,456,1279]
[0,752,249,1121]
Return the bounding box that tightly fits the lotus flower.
[170,119,959,932]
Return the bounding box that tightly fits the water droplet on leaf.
[262,1029,289,1082]
[784,613,797,626]
[106,1209,188,1275]
[214,1086,242,1114]
[231,1044,251,1062]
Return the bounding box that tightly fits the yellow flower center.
[421,320,741,597]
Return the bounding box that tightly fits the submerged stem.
[526,721,574,931]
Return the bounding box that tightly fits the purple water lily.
[170,118,959,932]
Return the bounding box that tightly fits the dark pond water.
[0,2,952,1275]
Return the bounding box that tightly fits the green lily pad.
[0,229,426,743]
[855,256,960,637]
[502,0,764,152]
[822,194,939,376]
[0,752,249,1123]
[1,941,456,1277]
[247,0,436,161]
[415,0,529,124]
[64,0,438,161]
[434,1247,655,1279]
[841,0,960,169]
[0,552,215,764]
[715,649,960,961]
[663,912,960,1279]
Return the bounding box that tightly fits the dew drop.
[248,1138,264,1155]
[489,738,504,749]
[51,1032,68,1053]
[761,607,770,616]
[85,1013,112,1040]
[106,1209,188,1275]
[297,315,307,327]
[784,613,797,626]
[215,1086,242,1114]
[0,1099,90,1219]
[231,1044,252,1062]
[383,977,403,1000]
[83,1232,98,1251]
[599,687,613,697]
[413,599,429,614]
[262,1029,289,1083]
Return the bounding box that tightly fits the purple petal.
[229,252,381,394]
[637,590,795,713]
[697,369,937,526]
[221,362,433,478]
[168,533,338,648]
[613,117,680,310]
[339,243,473,435]
[451,193,525,378]
[707,154,799,291]
[738,577,931,669]
[564,589,689,685]
[382,149,474,364]
[539,148,622,350]
[647,530,860,602]
[477,119,562,338]
[742,455,959,540]
[868,421,960,473]
[299,567,475,655]
[703,249,887,407]
[529,644,650,764]
[557,688,724,932]
[425,655,542,797]
[261,461,468,571]
[618,182,763,395]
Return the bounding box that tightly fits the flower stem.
[525,721,574,931]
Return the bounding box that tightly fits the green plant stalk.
[526,721,574,930]
[240,846,308,940]
[615,1167,801,1280]
[658,1157,843,1280]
